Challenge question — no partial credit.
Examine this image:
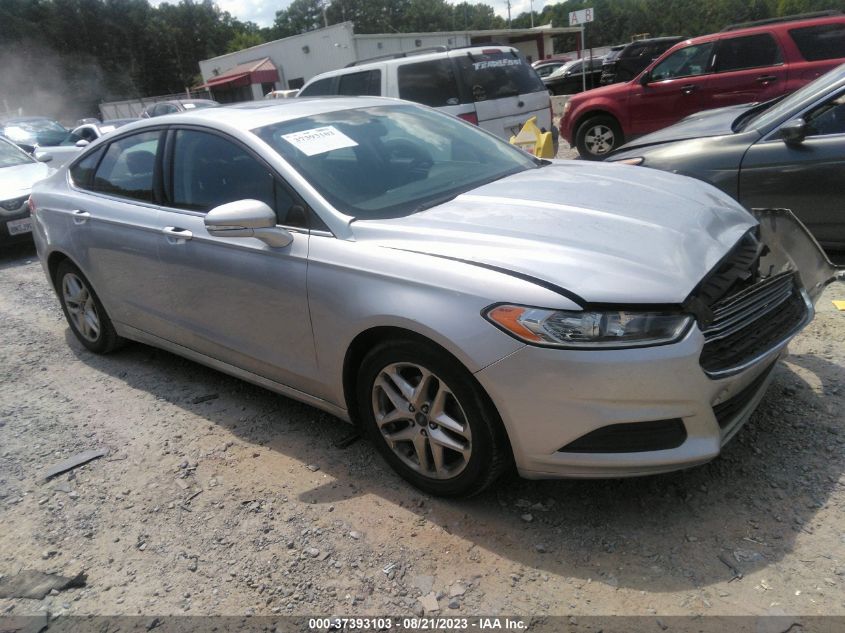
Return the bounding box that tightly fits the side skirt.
[115,323,351,423]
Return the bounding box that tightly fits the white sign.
[569,8,594,26]
[281,125,358,156]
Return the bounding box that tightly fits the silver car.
[30,98,841,496]
[0,135,52,246]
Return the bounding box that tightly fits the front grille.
[699,272,808,375]
[712,362,775,429]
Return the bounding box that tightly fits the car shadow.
[66,331,843,594]
[0,242,37,269]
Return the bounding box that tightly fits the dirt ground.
[1,239,844,622]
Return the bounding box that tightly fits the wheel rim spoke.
[62,273,100,343]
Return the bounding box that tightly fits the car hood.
[614,103,754,153]
[351,162,755,305]
[0,161,52,200]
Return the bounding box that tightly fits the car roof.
[676,13,845,47]
[120,96,400,133]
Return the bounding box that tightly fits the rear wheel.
[575,114,623,160]
[357,339,510,497]
[56,260,124,354]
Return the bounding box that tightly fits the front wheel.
[356,340,510,497]
[575,115,623,160]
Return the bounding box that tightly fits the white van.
[298,46,557,145]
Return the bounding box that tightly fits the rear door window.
[789,23,845,61]
[337,70,381,96]
[398,59,461,106]
[714,33,783,72]
[90,131,161,202]
[452,51,545,101]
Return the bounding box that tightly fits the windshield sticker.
[281,126,359,156]
[472,59,521,70]
[183,103,196,109]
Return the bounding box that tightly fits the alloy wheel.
[584,124,615,155]
[62,272,101,342]
[371,362,472,480]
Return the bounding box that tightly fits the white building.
[197,22,581,101]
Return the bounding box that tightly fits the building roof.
[200,57,279,89]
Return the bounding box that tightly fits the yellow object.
[833,300,845,311]
[509,116,555,158]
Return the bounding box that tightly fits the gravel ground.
[0,240,844,621]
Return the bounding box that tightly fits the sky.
[153,0,554,30]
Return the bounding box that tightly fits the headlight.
[0,196,28,214]
[485,304,692,349]
[561,101,571,118]
[616,157,644,166]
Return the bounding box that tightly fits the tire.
[575,114,623,160]
[356,339,510,497]
[56,260,124,354]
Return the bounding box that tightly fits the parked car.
[0,136,52,247]
[600,37,685,85]
[35,119,140,169]
[561,12,845,159]
[543,57,605,95]
[141,99,219,118]
[532,55,572,79]
[0,117,72,150]
[265,89,300,99]
[298,46,557,146]
[30,98,841,495]
[608,63,845,251]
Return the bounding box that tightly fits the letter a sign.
[568,8,594,26]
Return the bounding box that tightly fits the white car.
[0,136,51,246]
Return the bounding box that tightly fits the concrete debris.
[43,448,109,481]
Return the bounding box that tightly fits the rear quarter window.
[299,77,336,97]
[398,59,461,107]
[715,33,782,72]
[453,51,545,101]
[789,23,845,61]
[337,70,381,96]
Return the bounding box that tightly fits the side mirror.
[34,151,53,163]
[75,139,90,148]
[780,118,807,145]
[639,72,651,86]
[205,199,293,248]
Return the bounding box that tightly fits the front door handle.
[72,209,90,225]
[680,84,697,95]
[162,226,193,242]
[756,75,778,84]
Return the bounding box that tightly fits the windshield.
[741,66,845,131]
[254,104,538,220]
[0,138,35,168]
[452,50,545,100]
[2,118,70,146]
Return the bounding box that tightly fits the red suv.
[561,12,845,159]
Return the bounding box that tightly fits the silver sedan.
[30,98,841,496]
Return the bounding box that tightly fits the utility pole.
[505,0,511,29]
[529,0,534,28]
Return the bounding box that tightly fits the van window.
[715,33,782,72]
[452,51,545,101]
[398,59,461,107]
[337,70,381,96]
[789,23,845,62]
[299,77,335,97]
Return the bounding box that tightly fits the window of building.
[714,33,782,72]
[90,131,160,202]
[789,23,845,62]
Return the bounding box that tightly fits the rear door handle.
[72,209,90,225]
[162,226,193,242]
[680,84,697,95]
[756,75,778,83]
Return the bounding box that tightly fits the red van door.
[704,33,788,110]
[627,41,716,136]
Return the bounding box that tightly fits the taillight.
[27,196,36,216]
[458,112,478,126]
